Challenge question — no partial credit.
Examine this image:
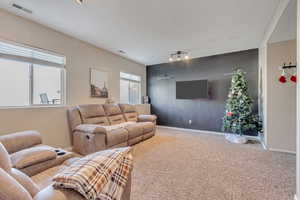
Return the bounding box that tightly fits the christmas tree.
[222,69,257,135]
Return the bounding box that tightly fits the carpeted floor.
[131,128,296,200]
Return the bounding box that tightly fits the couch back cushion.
[67,107,83,132]
[0,142,39,197]
[11,145,57,169]
[77,104,109,126]
[0,142,12,172]
[103,104,126,125]
[10,168,40,197]
[0,168,33,200]
[0,131,42,154]
[119,104,138,122]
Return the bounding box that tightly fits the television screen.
[176,80,208,99]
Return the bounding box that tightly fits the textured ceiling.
[0,0,281,65]
[269,0,297,43]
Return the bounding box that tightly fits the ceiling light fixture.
[169,51,190,62]
[75,0,84,5]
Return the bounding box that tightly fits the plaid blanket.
[53,147,133,200]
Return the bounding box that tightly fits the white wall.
[0,9,146,148]
[258,46,268,147]
[296,0,300,198]
[266,40,297,153]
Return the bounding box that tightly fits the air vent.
[12,3,33,14]
[118,50,126,54]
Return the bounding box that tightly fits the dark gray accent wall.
[147,49,258,135]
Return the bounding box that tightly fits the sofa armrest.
[34,172,132,200]
[74,124,107,135]
[0,130,42,154]
[33,185,84,200]
[138,115,157,123]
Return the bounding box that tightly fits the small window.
[32,65,63,105]
[0,40,66,107]
[0,59,30,106]
[120,72,141,104]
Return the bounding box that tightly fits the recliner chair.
[0,132,132,200]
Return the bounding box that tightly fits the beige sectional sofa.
[0,131,132,200]
[68,103,157,155]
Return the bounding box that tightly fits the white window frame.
[120,72,142,105]
[0,39,66,108]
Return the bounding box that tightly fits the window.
[0,40,66,107]
[120,72,141,104]
[0,59,30,106]
[32,65,63,105]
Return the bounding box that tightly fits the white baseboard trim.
[260,141,267,150]
[158,126,296,154]
[157,125,260,141]
[268,148,296,154]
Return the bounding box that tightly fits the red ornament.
[226,112,233,117]
[279,75,287,83]
[291,75,297,83]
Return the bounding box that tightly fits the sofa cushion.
[123,112,138,122]
[84,116,110,125]
[143,132,155,140]
[0,143,39,198]
[125,124,144,139]
[68,107,83,132]
[10,168,39,197]
[33,185,84,200]
[0,130,42,154]
[103,122,135,132]
[78,104,106,118]
[11,145,57,169]
[106,128,128,147]
[107,114,126,125]
[0,142,12,172]
[75,124,107,134]
[0,168,33,200]
[103,104,122,116]
[128,136,143,146]
[139,122,155,133]
[78,104,110,125]
[138,115,157,123]
[119,104,136,113]
[21,150,75,177]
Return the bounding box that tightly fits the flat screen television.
[176,80,208,99]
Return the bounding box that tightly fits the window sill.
[0,105,67,110]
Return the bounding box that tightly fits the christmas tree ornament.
[290,68,297,83]
[226,112,233,117]
[291,75,297,83]
[278,69,287,83]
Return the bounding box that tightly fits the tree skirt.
[225,134,248,144]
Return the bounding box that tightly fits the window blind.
[120,72,141,82]
[0,40,65,68]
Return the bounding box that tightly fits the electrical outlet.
[188,120,192,125]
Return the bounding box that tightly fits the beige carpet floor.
[131,128,296,200]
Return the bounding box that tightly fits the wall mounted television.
[176,80,208,99]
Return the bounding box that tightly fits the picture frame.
[90,68,109,98]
